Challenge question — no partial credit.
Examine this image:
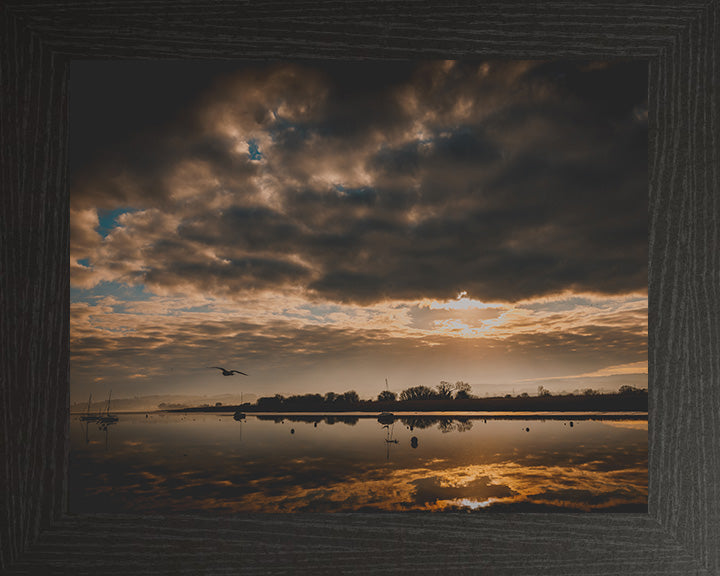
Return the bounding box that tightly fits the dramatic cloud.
[70,60,647,400]
[72,60,647,304]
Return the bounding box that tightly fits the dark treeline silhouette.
[253,391,361,412]
[396,381,470,401]
[377,388,648,412]
[168,384,648,414]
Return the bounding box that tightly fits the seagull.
[208,366,248,376]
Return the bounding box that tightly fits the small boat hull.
[377,412,395,425]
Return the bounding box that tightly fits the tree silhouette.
[377,390,397,402]
[339,390,360,404]
[454,381,472,399]
[618,385,646,395]
[400,385,435,401]
[435,381,454,399]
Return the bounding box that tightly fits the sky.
[70,60,648,403]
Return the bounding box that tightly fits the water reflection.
[382,422,399,461]
[69,412,647,514]
[255,414,360,426]
[79,417,117,450]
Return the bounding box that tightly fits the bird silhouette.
[208,366,248,376]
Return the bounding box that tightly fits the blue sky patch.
[248,140,263,161]
[96,207,139,238]
[71,281,151,305]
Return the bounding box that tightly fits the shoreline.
[165,395,648,415]
[158,409,647,421]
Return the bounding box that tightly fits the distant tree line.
[255,391,361,411]
[157,402,190,409]
[379,381,473,402]
[178,382,649,414]
[248,383,647,411]
[530,385,647,398]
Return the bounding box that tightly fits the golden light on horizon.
[70,60,647,402]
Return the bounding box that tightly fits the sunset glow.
[70,60,647,404]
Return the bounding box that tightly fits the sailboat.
[79,394,101,422]
[234,392,246,420]
[97,390,119,425]
[377,378,395,425]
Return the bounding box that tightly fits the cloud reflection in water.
[70,413,647,513]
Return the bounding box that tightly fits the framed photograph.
[68,59,649,516]
[2,1,718,574]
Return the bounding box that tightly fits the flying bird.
[208,366,248,376]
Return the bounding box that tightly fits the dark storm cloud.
[72,131,259,210]
[179,205,303,250]
[72,60,647,304]
[524,60,648,121]
[145,257,312,295]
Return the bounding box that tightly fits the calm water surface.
[70,412,647,513]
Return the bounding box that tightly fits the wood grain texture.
[0,514,707,575]
[9,1,711,58]
[1,1,718,574]
[0,3,70,572]
[648,2,720,572]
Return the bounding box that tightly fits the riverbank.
[167,392,648,414]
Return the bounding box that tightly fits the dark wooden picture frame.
[1,1,718,574]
